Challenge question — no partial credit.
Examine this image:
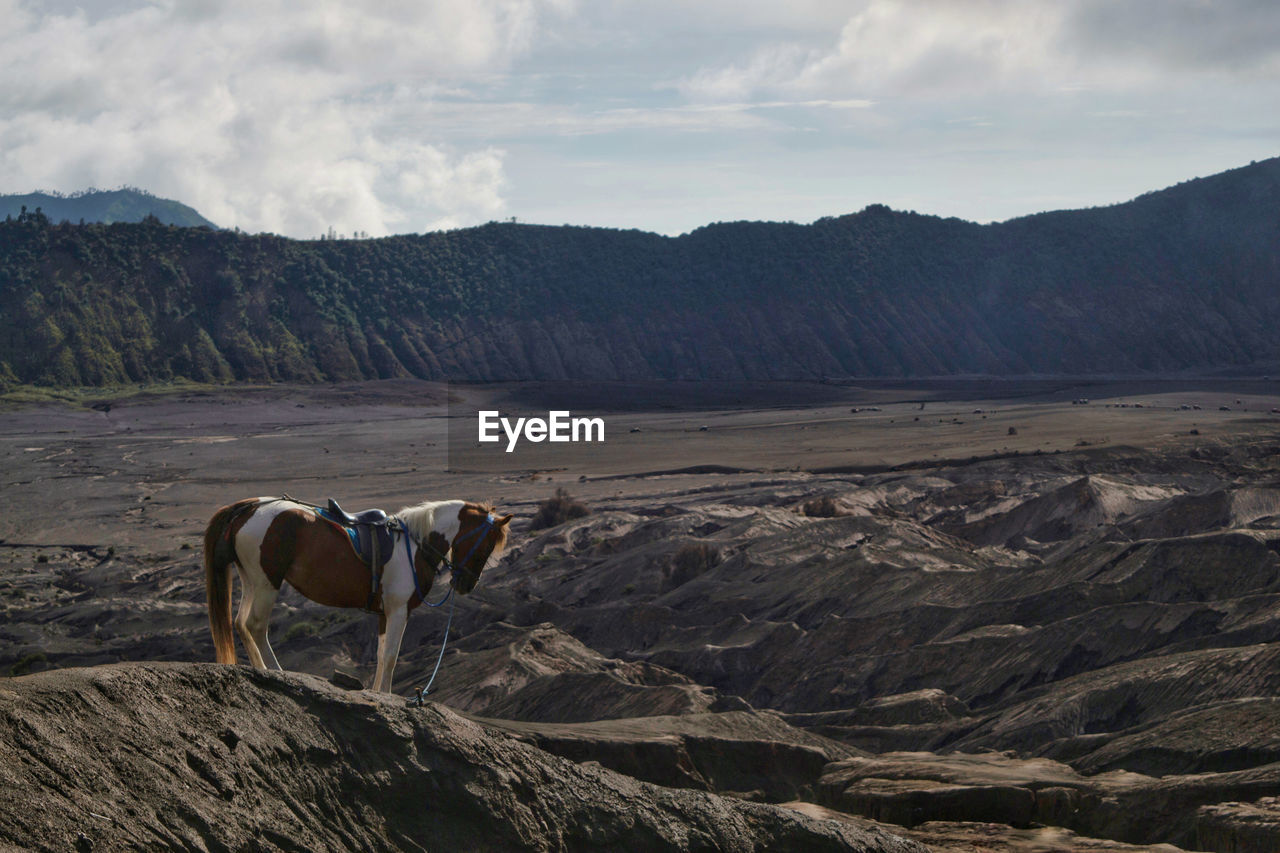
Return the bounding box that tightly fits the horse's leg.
[233,564,266,668]
[372,612,389,690]
[375,604,410,693]
[248,585,283,671]
[233,562,280,670]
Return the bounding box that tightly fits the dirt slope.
[0,662,923,853]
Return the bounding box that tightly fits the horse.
[202,496,512,692]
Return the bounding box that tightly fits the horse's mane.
[395,500,457,541]
[396,499,508,554]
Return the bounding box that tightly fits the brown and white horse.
[203,497,511,692]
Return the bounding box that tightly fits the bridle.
[397,512,497,604]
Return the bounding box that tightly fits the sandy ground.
[1,377,1277,550]
[3,377,1279,851]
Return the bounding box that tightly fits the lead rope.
[404,518,455,706]
[409,589,454,706]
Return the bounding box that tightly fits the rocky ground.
[0,663,922,852]
[3,379,1280,850]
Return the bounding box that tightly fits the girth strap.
[367,529,382,611]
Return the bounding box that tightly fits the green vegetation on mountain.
[0,188,216,229]
[1,159,1278,388]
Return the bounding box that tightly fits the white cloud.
[0,0,564,235]
[2,0,1278,238]
[678,2,1064,102]
[677,0,1280,103]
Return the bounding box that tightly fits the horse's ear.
[497,514,513,526]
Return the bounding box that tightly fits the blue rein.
[412,592,454,704]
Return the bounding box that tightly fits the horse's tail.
[204,500,252,665]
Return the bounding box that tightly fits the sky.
[1,0,1277,238]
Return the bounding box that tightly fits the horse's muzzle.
[451,565,480,595]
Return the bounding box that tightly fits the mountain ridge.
[1,157,1278,387]
[0,187,217,229]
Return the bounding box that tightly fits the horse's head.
[449,502,512,594]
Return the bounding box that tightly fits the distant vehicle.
[1193,405,1202,410]
[1180,404,1192,410]
[867,406,882,412]
[698,425,709,431]
[972,409,984,414]
[1219,406,1231,411]
[630,427,641,433]
[1271,408,1280,414]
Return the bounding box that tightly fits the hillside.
[1,158,1279,387]
[0,188,216,229]
[0,663,922,852]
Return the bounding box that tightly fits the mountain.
[1,158,1279,387]
[0,188,216,229]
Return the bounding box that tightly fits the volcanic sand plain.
[2,375,1276,681]
[2,377,1277,549]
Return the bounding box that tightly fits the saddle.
[318,499,401,610]
[326,498,389,526]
